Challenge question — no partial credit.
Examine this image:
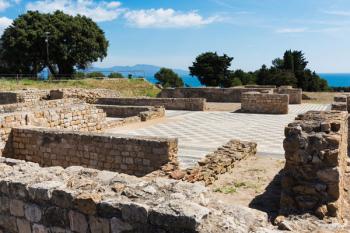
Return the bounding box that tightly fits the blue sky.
[0,0,349,72]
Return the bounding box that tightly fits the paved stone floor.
[108,104,330,168]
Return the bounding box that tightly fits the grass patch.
[214,181,262,194]
[214,186,237,194]
[0,78,160,97]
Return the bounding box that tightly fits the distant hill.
[88,64,189,77]
[88,64,202,87]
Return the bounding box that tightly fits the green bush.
[155,68,184,88]
[86,72,105,78]
[108,72,124,79]
[72,72,86,79]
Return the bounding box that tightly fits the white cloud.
[106,1,120,9]
[124,8,219,28]
[0,16,12,34]
[0,0,19,11]
[26,0,124,22]
[276,27,308,33]
[324,10,350,16]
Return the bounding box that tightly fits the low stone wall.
[331,102,347,111]
[0,157,273,233]
[9,127,178,176]
[96,97,207,111]
[50,88,120,103]
[241,92,289,114]
[281,111,348,220]
[275,87,302,104]
[0,103,107,156]
[245,85,277,88]
[331,95,350,112]
[0,89,49,104]
[334,95,347,103]
[158,87,274,103]
[179,140,257,185]
[95,105,165,121]
[0,98,83,114]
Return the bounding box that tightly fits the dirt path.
[210,155,284,213]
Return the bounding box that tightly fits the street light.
[44,32,51,79]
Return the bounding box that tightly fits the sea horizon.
[143,73,350,88]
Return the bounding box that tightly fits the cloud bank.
[124,8,219,28]
[25,0,218,28]
[0,16,12,33]
[26,0,123,22]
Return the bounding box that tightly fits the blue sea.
[319,73,350,87]
[145,75,202,87]
[145,73,350,88]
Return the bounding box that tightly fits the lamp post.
[44,32,51,79]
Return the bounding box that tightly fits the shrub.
[86,72,105,78]
[108,72,124,79]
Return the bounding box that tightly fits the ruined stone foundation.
[281,111,348,220]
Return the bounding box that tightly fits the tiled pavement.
[108,104,331,168]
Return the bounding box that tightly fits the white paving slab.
[108,104,331,168]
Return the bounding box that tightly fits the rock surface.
[0,158,275,233]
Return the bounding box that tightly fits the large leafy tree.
[1,11,108,78]
[155,68,184,88]
[189,52,233,86]
[258,50,329,91]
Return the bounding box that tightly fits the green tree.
[108,72,124,79]
[258,68,297,86]
[155,68,184,88]
[87,72,105,78]
[258,50,328,91]
[231,69,256,85]
[1,11,108,78]
[189,52,233,86]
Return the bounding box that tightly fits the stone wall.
[0,102,107,156]
[95,105,165,121]
[50,88,120,103]
[275,87,302,104]
[0,157,273,233]
[241,92,289,114]
[96,97,207,111]
[0,89,49,104]
[158,87,274,103]
[245,85,277,88]
[281,111,348,220]
[331,102,347,111]
[9,127,178,176]
[0,98,83,114]
[331,95,350,111]
[180,140,257,185]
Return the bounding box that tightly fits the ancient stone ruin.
[241,92,289,114]
[281,111,348,220]
[0,86,348,232]
[158,85,302,104]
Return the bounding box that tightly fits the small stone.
[74,193,101,215]
[277,220,293,231]
[170,170,185,180]
[25,204,42,222]
[110,218,133,233]
[68,210,88,233]
[274,215,285,226]
[89,216,109,233]
[315,205,328,219]
[10,199,24,217]
[17,218,31,233]
[32,224,48,233]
